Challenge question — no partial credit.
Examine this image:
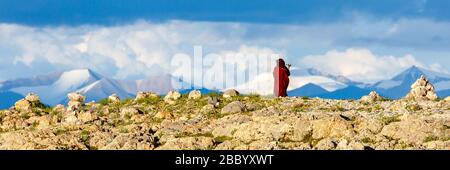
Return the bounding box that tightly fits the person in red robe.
[273,58,290,97]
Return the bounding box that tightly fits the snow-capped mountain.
[0,69,197,108]
[234,68,356,95]
[371,66,450,99]
[1,66,449,109]
[9,69,103,105]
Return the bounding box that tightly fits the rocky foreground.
[0,76,449,150]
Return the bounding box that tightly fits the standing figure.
[273,58,290,97]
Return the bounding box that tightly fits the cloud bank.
[0,17,449,83]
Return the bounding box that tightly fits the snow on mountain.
[10,69,102,105]
[234,68,349,95]
[74,78,134,103]
[371,66,450,99]
[120,74,193,95]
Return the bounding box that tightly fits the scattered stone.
[108,94,121,103]
[360,91,384,103]
[156,137,214,150]
[14,99,31,112]
[25,93,40,103]
[201,104,216,114]
[135,91,159,100]
[188,90,202,100]
[67,92,86,102]
[223,89,239,98]
[221,101,246,114]
[405,75,438,100]
[77,112,94,123]
[154,111,173,119]
[67,92,86,111]
[120,107,140,119]
[164,90,181,104]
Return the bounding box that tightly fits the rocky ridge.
[0,76,449,150]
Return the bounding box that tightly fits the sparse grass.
[319,105,346,112]
[374,104,382,110]
[80,130,90,142]
[423,136,440,143]
[300,131,320,146]
[381,115,401,125]
[175,132,214,138]
[361,137,376,144]
[53,128,67,135]
[406,104,422,112]
[214,136,233,144]
[291,103,311,112]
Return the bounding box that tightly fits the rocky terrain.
[0,76,449,150]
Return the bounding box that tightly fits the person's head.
[276,58,286,67]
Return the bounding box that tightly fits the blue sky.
[0,0,449,83]
[1,0,449,25]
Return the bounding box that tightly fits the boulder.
[135,91,159,100]
[67,101,83,111]
[156,137,214,150]
[223,89,239,98]
[360,91,384,103]
[188,90,202,100]
[24,93,40,103]
[405,75,438,100]
[66,92,86,111]
[14,99,31,112]
[164,90,181,104]
[120,107,140,119]
[221,101,246,114]
[67,92,86,103]
[108,94,121,103]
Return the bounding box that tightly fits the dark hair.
[277,58,286,67]
[276,58,290,76]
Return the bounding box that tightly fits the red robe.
[273,66,290,97]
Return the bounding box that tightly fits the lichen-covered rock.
[108,94,120,103]
[135,91,159,100]
[1,89,449,150]
[67,101,83,111]
[67,92,86,102]
[14,99,32,112]
[164,90,181,104]
[405,75,438,100]
[188,90,201,100]
[223,89,239,98]
[25,93,40,103]
[221,101,246,114]
[156,136,214,150]
[360,91,384,103]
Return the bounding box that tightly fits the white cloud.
[301,48,443,83]
[1,17,450,82]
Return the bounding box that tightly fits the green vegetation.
[381,115,401,125]
[361,137,376,144]
[423,136,440,143]
[214,136,233,144]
